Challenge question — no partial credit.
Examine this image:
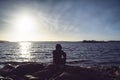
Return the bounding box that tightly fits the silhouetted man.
[52,44,66,65]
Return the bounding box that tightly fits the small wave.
[31,51,48,54]
[67,60,93,64]
[32,47,41,48]
[0,56,6,59]
[99,61,120,64]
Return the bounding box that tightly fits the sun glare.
[15,14,35,32]
[19,42,32,61]
[8,10,53,41]
[12,12,39,41]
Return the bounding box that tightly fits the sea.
[0,41,120,68]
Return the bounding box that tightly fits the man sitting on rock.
[52,44,66,65]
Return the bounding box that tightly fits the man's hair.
[56,44,62,50]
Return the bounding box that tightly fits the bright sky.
[0,0,120,41]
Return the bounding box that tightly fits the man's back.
[52,44,66,65]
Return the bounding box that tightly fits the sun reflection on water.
[19,42,32,61]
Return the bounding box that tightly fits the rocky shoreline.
[0,62,120,80]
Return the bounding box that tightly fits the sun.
[15,14,34,33]
[12,12,38,41]
[8,10,50,41]
[14,13,36,33]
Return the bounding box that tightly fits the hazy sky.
[0,0,120,41]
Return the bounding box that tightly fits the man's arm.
[52,51,55,64]
[63,52,66,61]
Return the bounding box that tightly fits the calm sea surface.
[0,42,120,67]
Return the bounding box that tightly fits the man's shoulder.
[53,50,56,54]
[61,50,66,54]
[53,50,56,52]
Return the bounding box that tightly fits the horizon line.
[0,40,120,42]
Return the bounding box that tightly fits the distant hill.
[82,40,120,43]
[82,40,106,43]
[0,40,9,43]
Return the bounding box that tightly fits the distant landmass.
[0,40,9,43]
[82,40,120,43]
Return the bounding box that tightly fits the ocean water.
[0,42,120,67]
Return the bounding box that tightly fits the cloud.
[0,0,120,40]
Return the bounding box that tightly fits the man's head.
[56,44,62,50]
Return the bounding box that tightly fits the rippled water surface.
[0,42,120,67]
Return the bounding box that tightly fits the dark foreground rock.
[0,62,120,80]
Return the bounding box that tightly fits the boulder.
[0,64,14,76]
[32,64,64,80]
[53,66,113,80]
[11,63,44,76]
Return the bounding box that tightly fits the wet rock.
[8,75,25,80]
[0,75,13,80]
[0,63,117,80]
[0,75,4,80]
[45,64,62,73]
[25,75,40,80]
[11,63,44,76]
[33,69,55,80]
[32,64,65,80]
[0,64,14,76]
[53,66,113,80]
[104,66,120,80]
[45,64,57,70]
[54,71,112,80]
[53,72,80,80]
[3,64,15,70]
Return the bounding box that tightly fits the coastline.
[0,62,120,80]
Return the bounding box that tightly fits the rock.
[53,66,113,80]
[0,63,116,80]
[105,66,120,79]
[8,75,25,80]
[0,75,13,80]
[33,69,55,80]
[0,64,14,76]
[45,64,57,70]
[3,64,15,70]
[11,63,44,76]
[0,75,4,79]
[32,64,65,80]
[53,72,80,80]
[25,75,40,80]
